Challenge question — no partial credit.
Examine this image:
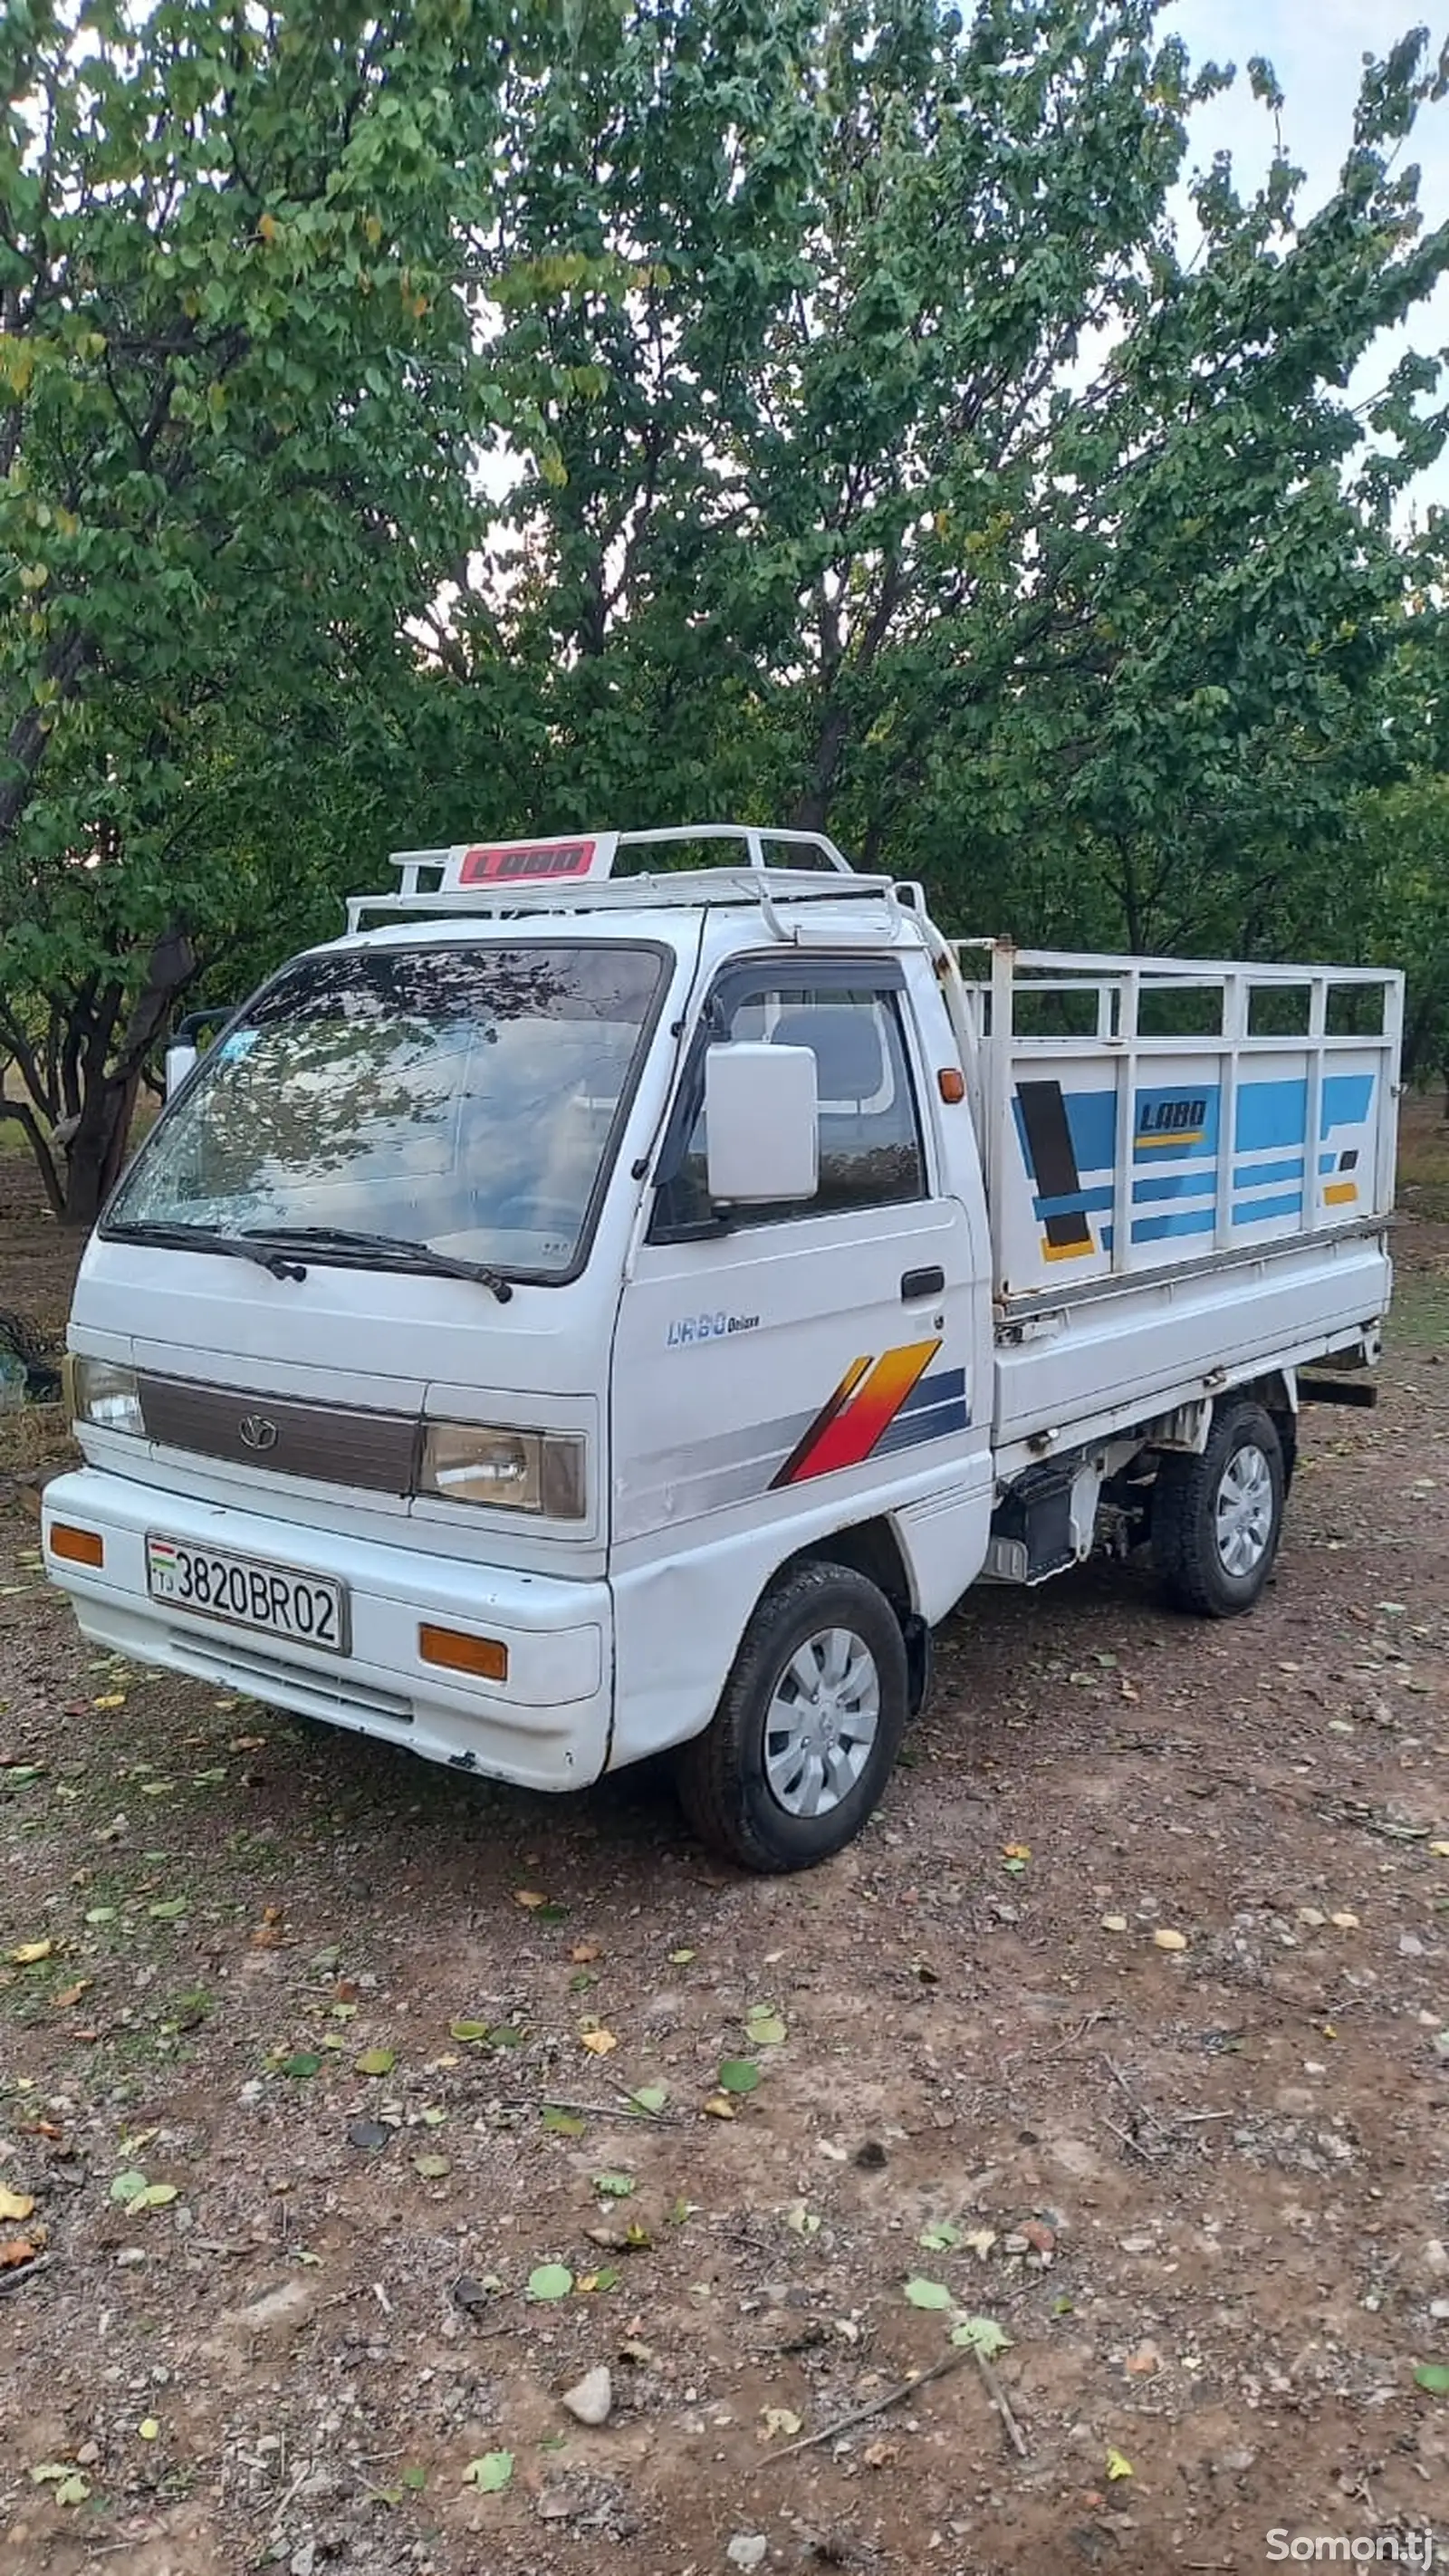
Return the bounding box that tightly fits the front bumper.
[42,1469,612,1792]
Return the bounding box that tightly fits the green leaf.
[402,2465,427,2490]
[280,2052,321,2080]
[1414,2362,1449,2395]
[53,2474,91,2507]
[110,2169,149,2204]
[627,2082,668,2115]
[354,2047,396,2077]
[716,2059,760,2095]
[541,2106,586,2136]
[526,2264,574,2302]
[463,2450,513,2492]
[138,2182,178,2208]
[592,2171,634,2197]
[903,2277,952,2310]
[744,2010,787,2045]
[919,2221,963,2252]
[449,2020,489,2043]
[148,1898,187,1920]
[952,2314,1012,2357]
[413,2154,450,2178]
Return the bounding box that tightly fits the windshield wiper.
[108,1221,307,1281]
[241,1226,515,1304]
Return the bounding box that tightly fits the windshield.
[107,941,668,1281]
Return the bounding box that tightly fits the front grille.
[138,1373,418,1494]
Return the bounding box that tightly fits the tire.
[673,1560,910,1873]
[1152,1399,1286,1618]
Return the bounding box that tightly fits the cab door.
[609,955,987,1566]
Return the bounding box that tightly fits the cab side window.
[652,976,926,1236]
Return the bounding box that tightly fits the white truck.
[43,827,1402,1870]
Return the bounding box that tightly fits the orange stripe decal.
[773,1341,941,1486]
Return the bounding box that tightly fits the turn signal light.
[49,1523,104,1569]
[937,1067,966,1104]
[418,1623,509,1682]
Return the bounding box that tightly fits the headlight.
[67,1356,145,1437]
[420,1422,587,1518]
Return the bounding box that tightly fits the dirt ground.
[1,1110,1447,2576]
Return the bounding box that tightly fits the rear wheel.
[1152,1399,1286,1617]
[673,1561,909,1873]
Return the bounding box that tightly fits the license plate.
[146,1536,350,1654]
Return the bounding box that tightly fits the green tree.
[0,0,516,1220]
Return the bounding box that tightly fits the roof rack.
[344,823,901,939]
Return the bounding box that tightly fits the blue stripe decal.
[1131,1206,1217,1245]
[1013,1091,1118,1178]
[1133,1173,1215,1205]
[1234,1156,1304,1189]
[1031,1184,1116,1219]
[873,1367,970,1458]
[1236,1078,1306,1154]
[1323,1072,1374,1131]
[1234,1190,1302,1224]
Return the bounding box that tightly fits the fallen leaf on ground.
[716,2058,760,2094]
[571,1941,601,1963]
[952,2314,1011,2356]
[138,2417,159,2441]
[1106,2446,1134,2481]
[1414,2362,1449,2396]
[542,2107,586,2136]
[919,2219,962,2252]
[0,2235,40,2266]
[413,2154,450,2179]
[627,2082,668,2115]
[1152,1927,1188,1951]
[745,2005,787,2044]
[964,2226,998,2260]
[592,2172,634,2198]
[463,2450,513,2491]
[580,2028,618,2056]
[1101,1914,1128,1933]
[0,2188,36,2223]
[354,2047,396,2077]
[10,1940,52,1965]
[527,2264,574,2302]
[703,2094,736,2119]
[513,1889,549,1909]
[760,2407,802,2439]
[449,2019,489,2043]
[53,1982,90,2009]
[904,2276,951,2310]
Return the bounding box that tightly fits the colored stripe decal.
[1323,1180,1358,1206]
[1233,1190,1301,1223]
[1234,1157,1304,1189]
[773,1341,941,1486]
[1016,1081,1092,1252]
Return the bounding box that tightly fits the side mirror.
[164,1042,198,1099]
[704,1042,818,1206]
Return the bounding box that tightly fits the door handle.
[900,1265,945,1301]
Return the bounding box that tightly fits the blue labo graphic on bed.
[1012,1072,1376,1261]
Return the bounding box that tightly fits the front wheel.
[1152,1399,1286,1617]
[673,1560,910,1873]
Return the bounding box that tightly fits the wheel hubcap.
[763,1625,881,1820]
[1214,1442,1274,1578]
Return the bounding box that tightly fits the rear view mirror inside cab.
[704,1042,818,1206]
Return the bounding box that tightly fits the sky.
[1167,0,1449,514]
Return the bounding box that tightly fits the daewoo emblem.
[238,1415,280,1454]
